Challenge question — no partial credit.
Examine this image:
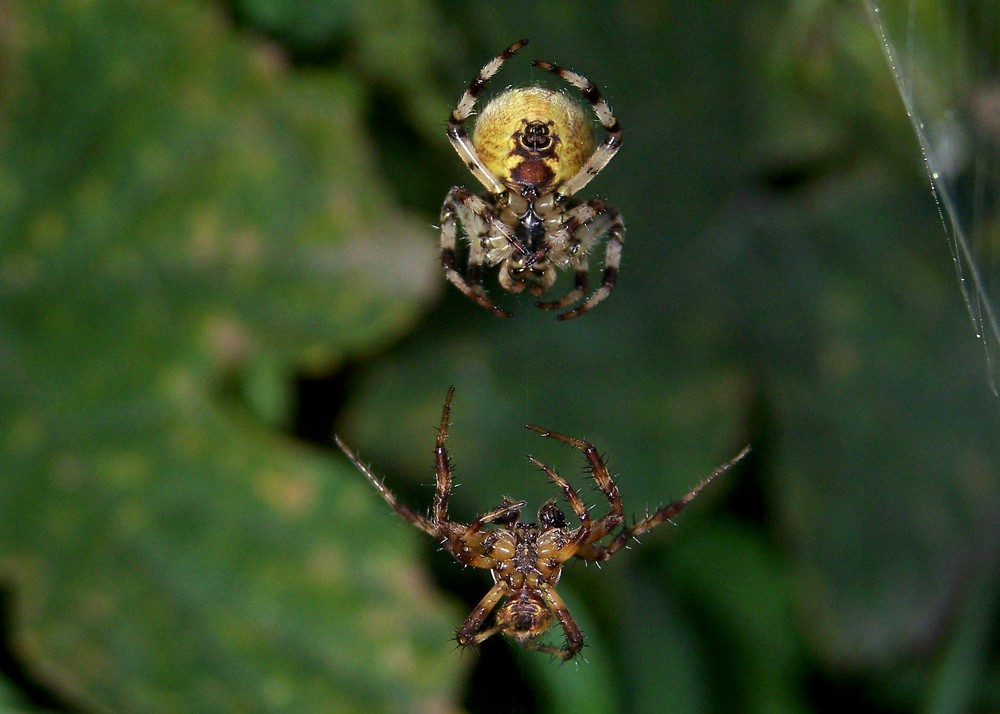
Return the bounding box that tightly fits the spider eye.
[538,501,566,528]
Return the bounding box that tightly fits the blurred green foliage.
[0,1,998,713]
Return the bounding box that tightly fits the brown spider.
[334,388,750,660]
[441,40,624,320]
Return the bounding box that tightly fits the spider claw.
[478,297,513,319]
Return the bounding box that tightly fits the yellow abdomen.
[473,87,596,193]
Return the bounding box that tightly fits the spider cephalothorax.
[335,388,750,660]
[441,40,624,320]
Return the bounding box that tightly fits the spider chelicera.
[334,387,750,660]
[441,39,624,320]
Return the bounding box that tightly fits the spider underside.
[335,387,750,660]
[441,39,625,320]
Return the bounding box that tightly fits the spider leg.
[465,216,490,298]
[534,198,623,319]
[427,387,527,567]
[556,204,623,321]
[534,200,602,265]
[530,59,622,199]
[431,386,458,523]
[586,445,751,562]
[334,435,440,539]
[449,40,527,195]
[526,425,624,556]
[526,456,591,561]
[456,581,510,648]
[534,257,588,311]
[484,495,523,526]
[441,188,514,318]
[446,498,528,568]
[522,585,584,661]
[529,201,598,305]
[477,497,526,527]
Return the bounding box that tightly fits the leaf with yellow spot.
[0,1,461,712]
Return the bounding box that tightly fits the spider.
[441,39,624,320]
[334,387,750,660]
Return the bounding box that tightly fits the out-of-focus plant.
[0,2,463,711]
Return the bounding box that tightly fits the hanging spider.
[441,39,624,320]
[334,387,750,660]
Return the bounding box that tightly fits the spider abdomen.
[474,87,595,193]
[494,591,553,642]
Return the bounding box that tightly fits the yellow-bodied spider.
[334,387,750,660]
[442,40,624,320]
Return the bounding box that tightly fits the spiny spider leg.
[524,586,584,661]
[534,257,589,311]
[449,39,528,195]
[527,455,592,559]
[432,385,457,522]
[476,499,528,527]
[440,189,514,318]
[530,58,622,199]
[526,425,624,546]
[333,435,440,539]
[532,198,625,320]
[526,456,590,525]
[555,225,621,320]
[584,444,751,562]
[456,581,510,647]
[529,200,602,267]
[431,387,525,567]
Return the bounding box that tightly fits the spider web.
[866,0,1000,395]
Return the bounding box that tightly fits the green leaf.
[0,1,456,711]
[233,0,353,50]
